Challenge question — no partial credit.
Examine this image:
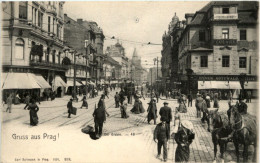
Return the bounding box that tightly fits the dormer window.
[222,8,229,14]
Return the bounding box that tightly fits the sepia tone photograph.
[1,1,259,163]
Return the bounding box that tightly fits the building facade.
[63,15,105,85]
[177,1,258,97]
[106,42,129,83]
[131,48,146,85]
[2,1,67,97]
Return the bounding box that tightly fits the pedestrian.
[195,93,203,118]
[28,99,39,126]
[120,97,129,119]
[236,97,247,115]
[206,94,211,108]
[159,101,172,132]
[155,91,159,103]
[187,94,192,107]
[147,98,157,125]
[14,93,21,104]
[131,93,145,114]
[6,94,13,113]
[213,95,219,109]
[248,91,252,103]
[80,95,88,109]
[119,90,125,105]
[114,92,120,108]
[154,116,170,162]
[177,101,187,113]
[93,94,110,138]
[67,98,73,118]
[172,109,181,141]
[98,94,110,122]
[24,94,30,110]
[175,120,195,162]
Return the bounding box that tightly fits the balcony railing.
[30,60,69,70]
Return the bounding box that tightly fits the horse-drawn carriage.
[203,105,257,162]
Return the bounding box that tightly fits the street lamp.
[72,50,78,100]
[153,57,159,93]
[239,73,247,99]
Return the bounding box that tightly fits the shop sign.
[213,14,238,20]
[213,39,237,46]
[197,75,257,81]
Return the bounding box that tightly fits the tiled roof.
[238,1,259,11]
[199,1,239,12]
[238,12,257,24]
[190,13,207,25]
[106,56,121,67]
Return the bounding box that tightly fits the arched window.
[15,38,24,59]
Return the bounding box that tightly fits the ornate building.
[106,41,129,83]
[177,1,258,97]
[2,1,67,97]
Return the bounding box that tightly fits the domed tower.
[169,12,179,33]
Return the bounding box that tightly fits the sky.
[64,1,209,69]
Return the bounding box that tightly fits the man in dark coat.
[154,116,170,162]
[6,94,13,113]
[67,98,73,118]
[93,94,110,138]
[187,94,193,107]
[159,101,172,132]
[236,98,247,115]
[114,92,120,108]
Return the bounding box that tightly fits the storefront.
[181,74,258,99]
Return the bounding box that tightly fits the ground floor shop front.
[178,74,258,99]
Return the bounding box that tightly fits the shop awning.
[66,80,82,87]
[81,81,86,85]
[198,81,212,89]
[229,81,242,89]
[1,73,8,88]
[244,82,259,89]
[55,76,67,87]
[34,74,51,89]
[89,81,96,86]
[2,73,41,89]
[211,81,230,89]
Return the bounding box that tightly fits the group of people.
[153,101,195,162]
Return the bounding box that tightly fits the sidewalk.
[2,89,120,110]
[121,97,257,162]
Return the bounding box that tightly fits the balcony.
[212,14,238,21]
[30,60,69,71]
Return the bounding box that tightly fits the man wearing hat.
[236,97,247,115]
[159,101,172,132]
[175,120,195,162]
[67,98,73,118]
[154,116,170,162]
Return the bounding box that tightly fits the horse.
[230,105,257,162]
[208,109,233,161]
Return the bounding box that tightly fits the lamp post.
[73,50,78,100]
[84,40,89,96]
[153,57,159,93]
[239,73,247,99]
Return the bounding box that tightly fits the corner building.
[177,1,258,98]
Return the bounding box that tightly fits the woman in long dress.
[80,95,88,109]
[175,120,195,162]
[28,99,39,126]
[131,95,145,114]
[147,98,157,124]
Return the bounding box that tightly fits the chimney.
[77,19,83,24]
[185,13,194,24]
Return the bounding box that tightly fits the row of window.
[18,2,62,40]
[198,29,247,41]
[200,56,247,68]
